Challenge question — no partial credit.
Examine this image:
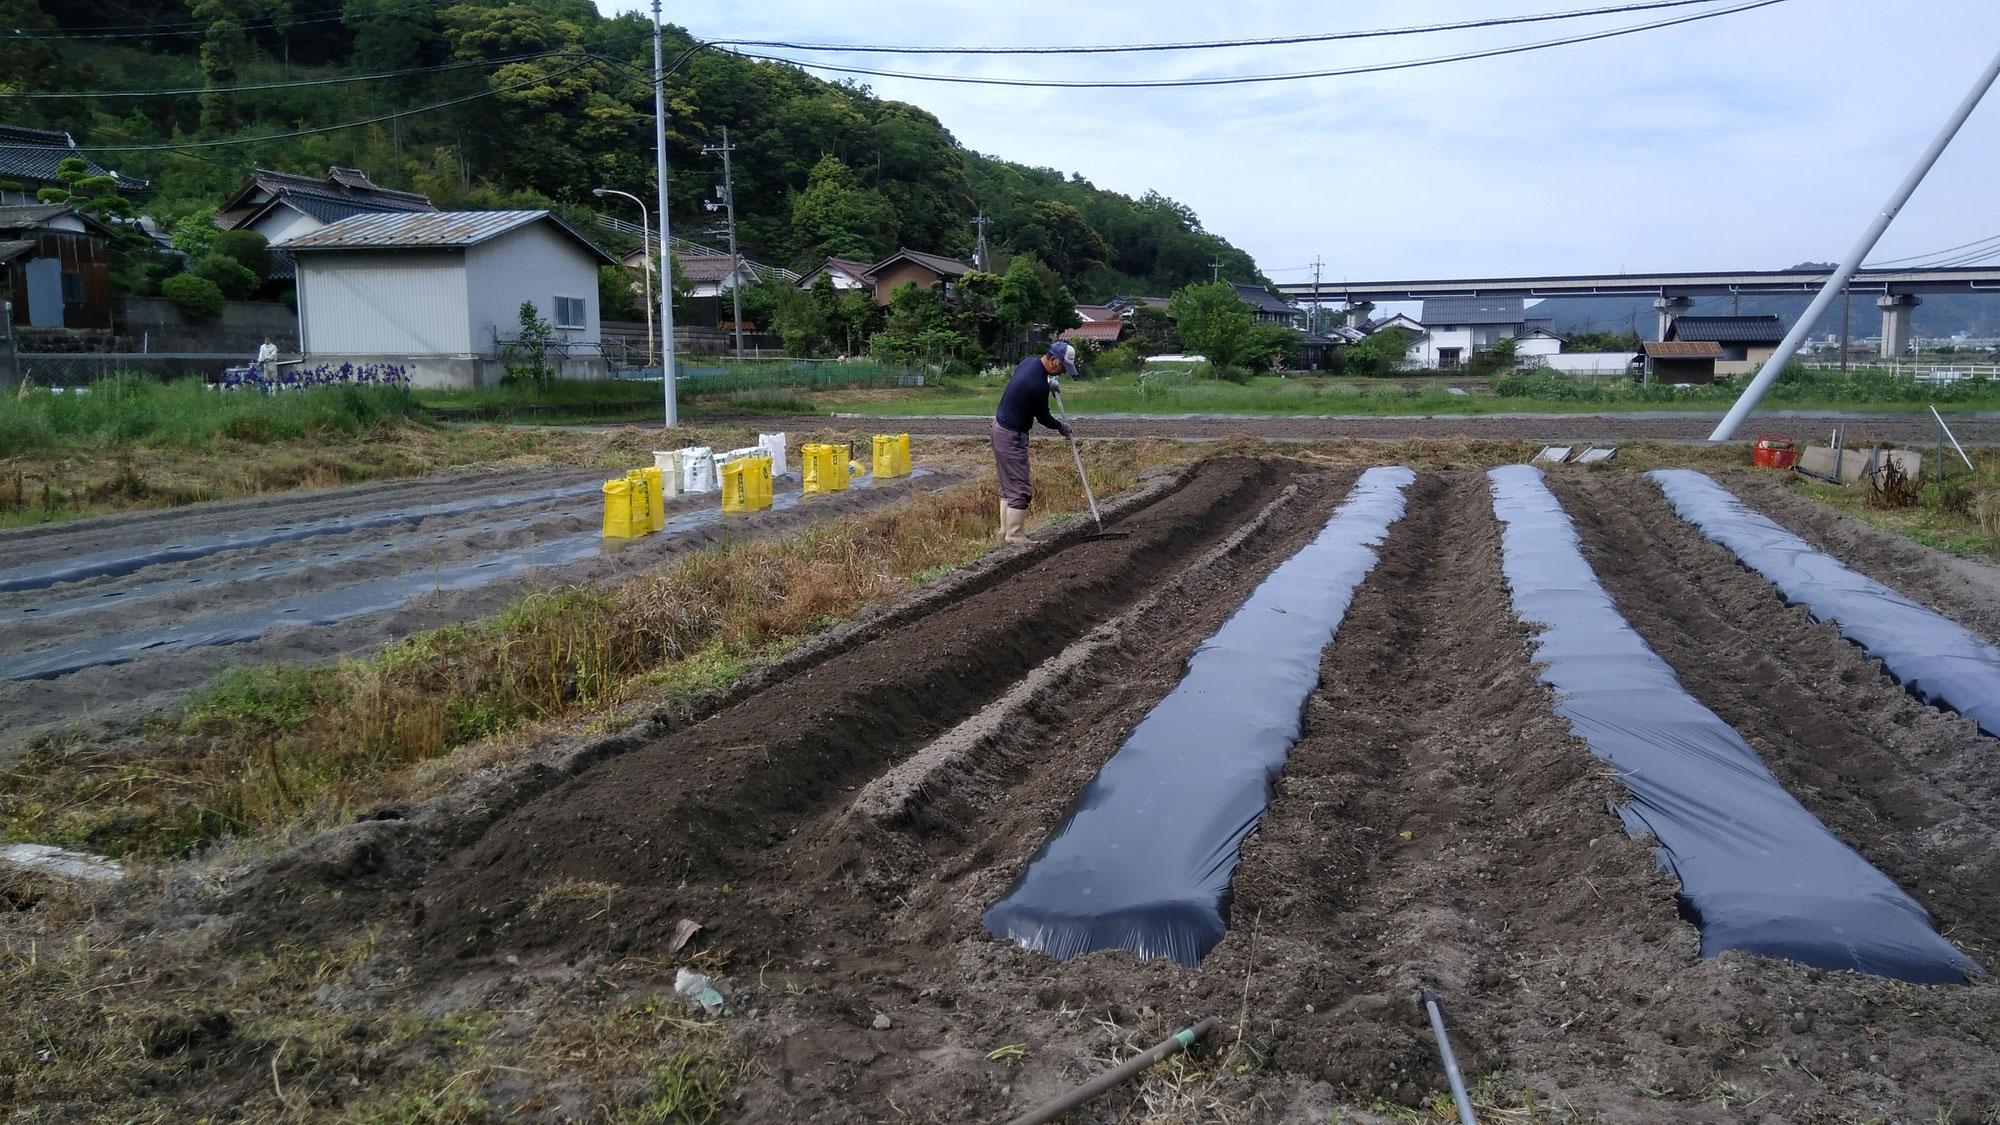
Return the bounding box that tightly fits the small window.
[60,272,83,304]
[553,295,586,330]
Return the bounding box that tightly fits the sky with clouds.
[601,1,2000,288]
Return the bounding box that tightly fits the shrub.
[193,252,260,300]
[161,273,225,318]
[212,228,271,281]
[1096,342,1145,375]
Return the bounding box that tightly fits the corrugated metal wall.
[297,250,470,354]
[464,223,600,353]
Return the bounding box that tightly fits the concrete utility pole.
[1711,45,2000,441]
[1311,257,1323,332]
[1210,257,1222,283]
[702,126,744,360]
[970,209,992,269]
[651,0,677,428]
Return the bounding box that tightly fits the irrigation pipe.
[1419,991,1479,1125]
[1930,405,1976,471]
[1000,1017,1214,1125]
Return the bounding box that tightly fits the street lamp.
[592,186,654,370]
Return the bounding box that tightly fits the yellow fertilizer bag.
[872,433,911,478]
[640,466,667,532]
[721,456,773,513]
[801,443,848,494]
[602,478,639,538]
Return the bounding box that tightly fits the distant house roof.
[216,166,435,230]
[1371,312,1425,334]
[1231,282,1296,316]
[1109,294,1169,313]
[871,248,970,279]
[0,125,150,194]
[276,209,613,262]
[1420,296,1525,326]
[1666,315,1786,345]
[674,252,756,283]
[1643,340,1724,357]
[0,203,120,239]
[1515,321,1565,341]
[1058,320,1125,343]
[1074,304,1120,322]
[797,255,877,289]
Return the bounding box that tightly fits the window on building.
[60,271,83,304]
[553,295,586,330]
[1437,347,1463,368]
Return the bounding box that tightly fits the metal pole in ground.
[1420,991,1479,1125]
[651,0,677,428]
[1001,1018,1214,1125]
[1710,46,2000,441]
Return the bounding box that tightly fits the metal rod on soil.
[1420,991,1479,1125]
[1051,385,1103,531]
[1001,1017,1214,1125]
[1931,405,1975,472]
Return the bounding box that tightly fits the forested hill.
[1,0,1265,298]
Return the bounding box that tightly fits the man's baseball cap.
[1047,339,1079,377]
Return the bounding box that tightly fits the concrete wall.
[300,352,606,389]
[465,222,600,354]
[114,296,299,353]
[296,249,470,353]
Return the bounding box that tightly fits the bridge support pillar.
[1877,294,1921,357]
[1343,301,1376,329]
[1653,295,1692,340]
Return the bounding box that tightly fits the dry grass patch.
[0,439,1188,860]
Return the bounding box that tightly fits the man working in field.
[991,340,1077,543]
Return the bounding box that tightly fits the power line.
[0,51,574,99]
[736,0,1786,89]
[68,59,595,152]
[711,0,1741,56]
[1866,233,2000,268]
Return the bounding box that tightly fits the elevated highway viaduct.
[1275,266,2000,356]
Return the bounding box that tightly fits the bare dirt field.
[0,463,961,756]
[13,452,1999,1123]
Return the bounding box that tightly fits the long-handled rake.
[1051,383,1126,540]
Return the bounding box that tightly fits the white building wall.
[1409,326,1476,368]
[465,222,600,353]
[1518,335,1562,358]
[247,206,323,246]
[295,249,470,354]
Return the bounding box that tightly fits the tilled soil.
[26,456,2000,1123]
[0,466,960,756]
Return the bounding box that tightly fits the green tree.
[791,155,895,261]
[193,252,260,299]
[1243,322,1301,373]
[503,300,558,388]
[1128,306,1178,355]
[171,207,222,262]
[213,229,272,281]
[192,0,260,135]
[599,264,643,322]
[1166,281,1254,371]
[996,255,1051,355]
[1332,326,1412,378]
[162,273,226,318]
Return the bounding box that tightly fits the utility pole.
[702,127,744,359]
[1311,257,1323,332]
[1840,280,1851,376]
[970,209,992,269]
[1210,257,1222,283]
[651,0,677,428]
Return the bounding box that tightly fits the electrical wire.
[736,0,1785,88]
[712,0,1743,56]
[0,50,576,99]
[69,59,596,152]
[1866,233,2000,268]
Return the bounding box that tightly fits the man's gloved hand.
[1047,375,1061,392]
[1059,421,1073,439]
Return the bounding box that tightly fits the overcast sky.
[603,0,2000,286]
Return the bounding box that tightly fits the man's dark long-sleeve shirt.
[995,355,1063,434]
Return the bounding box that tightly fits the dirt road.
[173,456,2000,1123]
[757,409,2000,445]
[0,464,958,755]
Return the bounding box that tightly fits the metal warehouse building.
[279,209,614,387]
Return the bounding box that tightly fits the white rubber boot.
[1001,504,1029,544]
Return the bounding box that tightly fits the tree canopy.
[13,0,1265,301]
